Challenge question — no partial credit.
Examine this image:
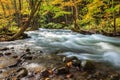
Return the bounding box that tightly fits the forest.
[0,0,120,41]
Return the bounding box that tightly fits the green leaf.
[53,11,71,18]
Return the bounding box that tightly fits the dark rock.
[81,60,95,72]
[12,55,18,59]
[16,67,28,78]
[10,47,14,49]
[0,70,2,73]
[26,48,30,52]
[21,33,30,39]
[72,60,81,70]
[54,67,70,75]
[40,70,50,78]
[23,56,33,60]
[0,53,3,57]
[4,52,12,56]
[39,51,43,53]
[20,54,26,59]
[0,47,9,51]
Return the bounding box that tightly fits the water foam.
[103,52,120,67]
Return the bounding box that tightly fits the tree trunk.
[72,0,79,30]
[113,11,116,34]
[18,0,22,27]
[112,0,116,34]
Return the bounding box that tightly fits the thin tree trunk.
[72,0,79,29]
[113,11,116,34]
[112,0,116,34]
[18,0,22,27]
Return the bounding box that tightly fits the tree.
[7,0,42,41]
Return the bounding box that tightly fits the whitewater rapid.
[0,28,120,67]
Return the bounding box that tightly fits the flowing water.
[0,28,120,67]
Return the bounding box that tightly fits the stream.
[0,28,120,67]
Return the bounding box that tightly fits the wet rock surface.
[0,47,120,80]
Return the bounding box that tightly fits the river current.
[0,28,120,67]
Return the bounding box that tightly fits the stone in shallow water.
[26,48,30,52]
[23,55,33,60]
[4,52,12,56]
[0,47,9,51]
[12,55,18,59]
[0,57,18,69]
[16,67,28,78]
[0,53,3,57]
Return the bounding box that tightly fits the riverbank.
[0,47,120,80]
[0,33,29,41]
[71,28,120,37]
